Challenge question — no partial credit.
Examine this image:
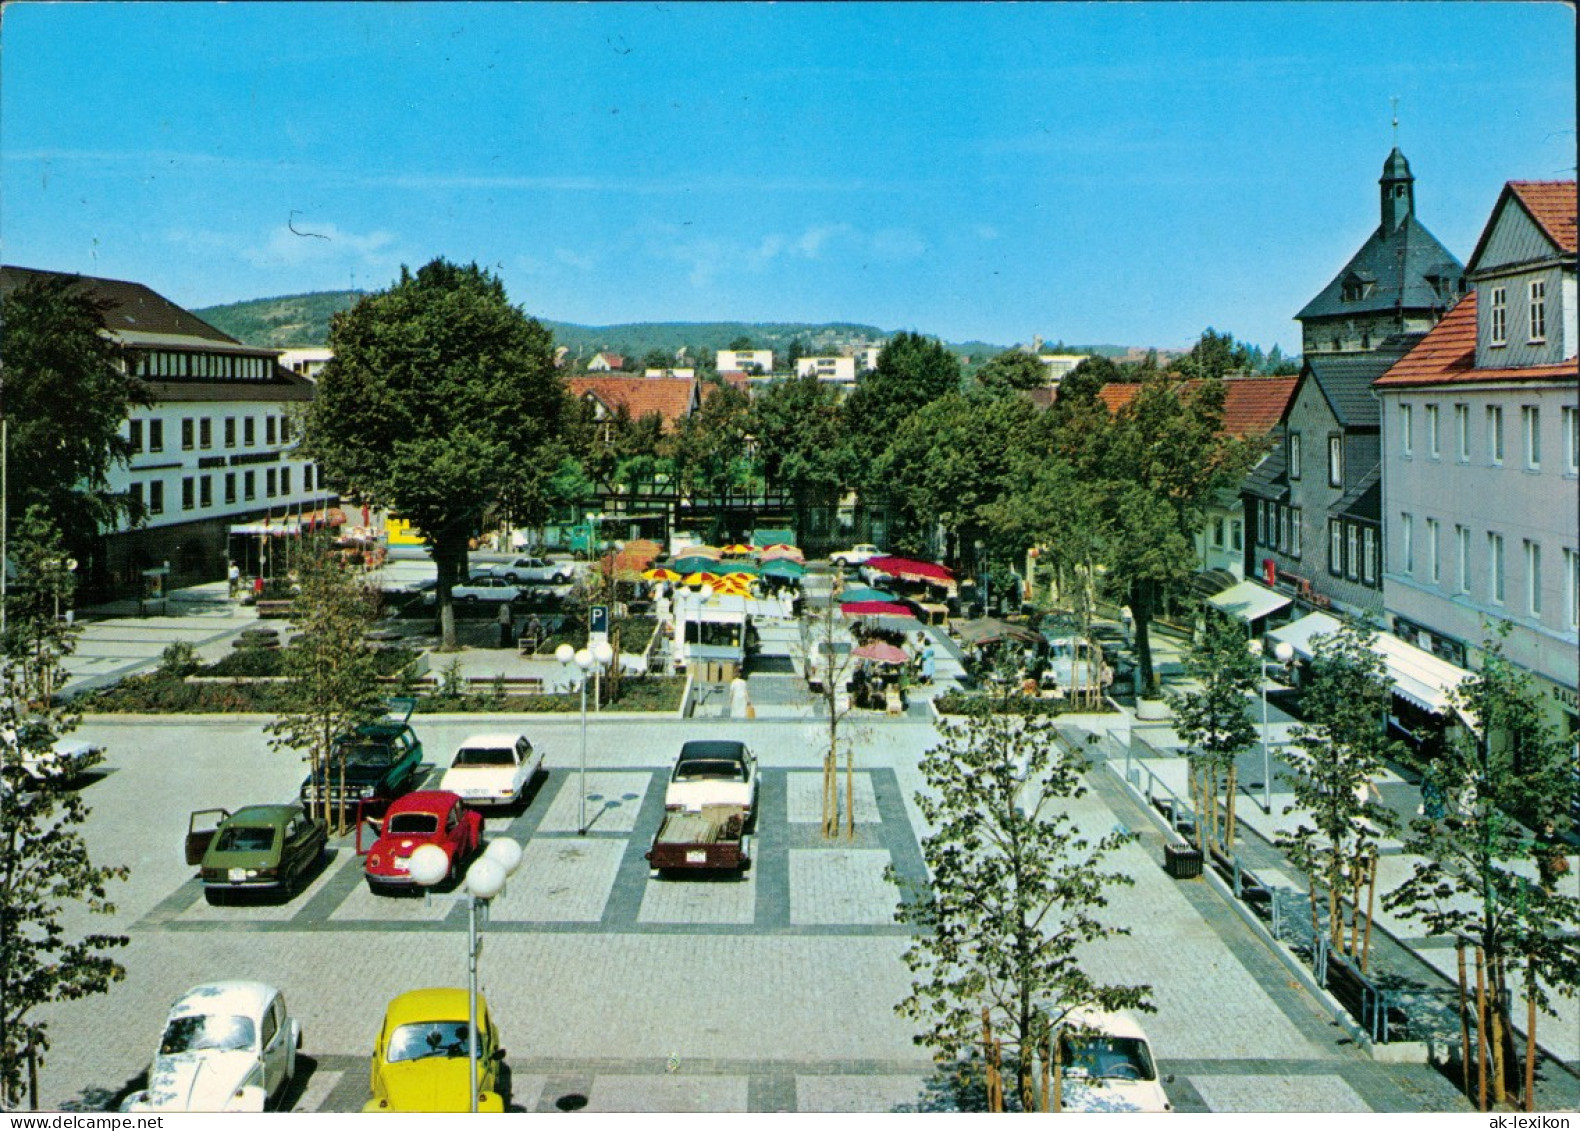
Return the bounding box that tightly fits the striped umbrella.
[642,567,682,582]
[760,558,807,578]
[713,578,752,596]
[759,546,805,563]
[721,543,754,555]
[687,545,725,559]
[682,571,721,586]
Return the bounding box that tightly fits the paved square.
[789,848,896,925]
[797,1074,935,1113]
[534,771,653,834]
[785,770,880,824]
[1191,1074,1370,1112]
[586,1074,749,1112]
[489,837,626,922]
[638,867,757,925]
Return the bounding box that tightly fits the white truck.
[647,740,759,876]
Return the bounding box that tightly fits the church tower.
[1380,147,1415,232]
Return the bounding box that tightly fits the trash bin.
[1164,843,1203,879]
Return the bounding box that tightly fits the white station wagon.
[440,732,543,808]
[121,981,300,1113]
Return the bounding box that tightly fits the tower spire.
[1391,96,1399,146]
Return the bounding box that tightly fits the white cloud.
[555,248,599,271]
[242,220,397,269]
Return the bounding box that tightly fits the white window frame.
[1425,404,1439,459]
[1455,403,1470,462]
[1362,526,1377,585]
[1427,518,1440,584]
[1488,406,1504,465]
[1330,521,1343,576]
[1347,524,1359,581]
[1566,548,1579,631]
[1490,286,1507,346]
[1523,405,1541,469]
[1525,540,1542,617]
[1456,525,1471,594]
[1291,508,1302,560]
[1402,513,1414,575]
[1489,532,1505,605]
[1328,435,1343,488]
[1288,432,1302,479]
[1400,404,1413,457]
[1528,280,1547,343]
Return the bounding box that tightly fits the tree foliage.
[672,384,754,502]
[890,713,1148,1112]
[0,272,149,564]
[1170,609,1260,854]
[306,259,567,648]
[0,518,128,1107]
[843,331,961,493]
[750,376,847,502]
[974,350,1048,396]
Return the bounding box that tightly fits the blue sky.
[2,3,1573,355]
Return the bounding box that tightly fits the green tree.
[974,350,1048,396]
[0,272,149,573]
[1170,609,1260,855]
[843,331,961,493]
[1171,328,1253,381]
[672,384,754,506]
[1049,356,1117,425]
[1278,622,1399,968]
[267,542,387,831]
[306,259,568,649]
[890,713,1149,1112]
[727,335,754,351]
[1384,632,1580,1109]
[751,375,847,507]
[0,520,128,1108]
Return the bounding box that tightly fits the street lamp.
[557,639,614,835]
[409,837,522,1113]
[1250,638,1295,813]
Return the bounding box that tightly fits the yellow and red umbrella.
[687,545,725,559]
[682,571,720,586]
[721,543,754,555]
[642,567,682,582]
[713,578,751,597]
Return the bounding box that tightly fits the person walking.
[497,599,515,649]
[921,644,936,685]
[227,562,241,599]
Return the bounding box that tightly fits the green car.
[187,804,328,905]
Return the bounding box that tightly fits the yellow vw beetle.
[364,988,506,1112]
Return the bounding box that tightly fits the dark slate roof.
[1334,463,1382,522]
[1297,215,1465,323]
[0,266,238,344]
[1304,337,1419,428]
[1242,443,1289,502]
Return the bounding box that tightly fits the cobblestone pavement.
[34,714,1472,1112]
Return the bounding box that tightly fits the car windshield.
[454,747,515,767]
[341,742,394,767]
[160,1014,256,1055]
[674,758,746,782]
[1062,1036,1157,1081]
[387,1021,475,1062]
[387,813,439,835]
[213,826,276,853]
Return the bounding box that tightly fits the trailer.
[646,804,751,876]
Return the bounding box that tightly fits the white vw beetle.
[121,981,300,1112]
[1055,1007,1172,1113]
[440,733,543,808]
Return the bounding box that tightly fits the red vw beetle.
[361,791,483,894]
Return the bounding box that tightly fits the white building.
[715,349,774,374]
[0,267,329,595]
[795,355,858,385]
[278,346,333,380]
[1038,353,1090,384]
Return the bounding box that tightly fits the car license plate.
[686,850,707,864]
[392,859,409,873]
[228,868,247,881]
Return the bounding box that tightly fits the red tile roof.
[1510,180,1577,254]
[1375,291,1577,388]
[566,376,698,430]
[718,370,751,388]
[1097,383,1142,413]
[1091,376,1296,436]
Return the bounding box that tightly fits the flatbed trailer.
[646,805,751,876]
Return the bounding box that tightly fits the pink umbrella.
[853,641,909,665]
[840,600,914,618]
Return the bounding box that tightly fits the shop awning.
[1271,611,1473,720]
[1207,579,1291,622]
[1268,611,1343,659]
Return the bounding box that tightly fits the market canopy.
[864,556,956,587]
[838,585,893,602]
[672,555,720,575]
[759,544,805,562]
[1206,579,1292,622]
[760,559,806,578]
[1270,611,1473,720]
[840,600,914,618]
[752,529,796,548]
[853,641,909,665]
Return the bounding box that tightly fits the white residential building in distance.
[1375,180,1578,737]
[1038,353,1090,384]
[796,355,858,385]
[644,367,696,379]
[279,346,333,380]
[0,266,330,596]
[715,349,774,374]
[856,345,884,372]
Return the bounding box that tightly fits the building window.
[182,477,195,511]
[1425,404,1439,459]
[304,464,315,493]
[266,417,277,446]
[1257,501,1266,546]
[1528,280,1547,342]
[181,418,195,451]
[1328,435,1343,487]
[1291,509,1302,559]
[280,467,292,495]
[199,418,212,450]
[280,417,291,444]
[128,419,144,454]
[1456,525,1471,594]
[1288,432,1302,478]
[1347,524,1359,580]
[1566,548,1579,631]
[1280,506,1292,553]
[225,417,236,448]
[129,482,143,512]
[1523,406,1540,469]
[1330,521,1343,576]
[244,417,255,447]
[1488,406,1504,465]
[1490,286,1507,345]
[1363,526,1377,584]
[266,469,277,497]
[1489,533,1505,604]
[1402,513,1414,575]
[1400,404,1413,457]
[244,470,256,501]
[1526,540,1542,617]
[149,419,164,452]
[148,480,164,515]
[1455,404,1469,462]
[1565,407,1579,475]
[1427,518,1440,583]
[199,475,212,508]
[1230,519,1243,553]
[225,472,237,505]
[1211,517,1225,549]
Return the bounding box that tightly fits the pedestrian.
[252,575,265,600]
[227,562,241,599]
[921,644,936,685]
[498,600,515,648]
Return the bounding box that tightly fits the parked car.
[439,733,543,809]
[665,740,758,826]
[1055,1008,1172,1113]
[301,698,424,817]
[16,735,104,784]
[120,981,300,1112]
[186,804,328,904]
[362,791,484,893]
[364,988,506,1112]
[829,543,882,568]
[424,575,523,605]
[491,556,573,585]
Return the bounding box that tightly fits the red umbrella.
[853,641,909,665]
[840,600,913,617]
[865,556,955,584]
